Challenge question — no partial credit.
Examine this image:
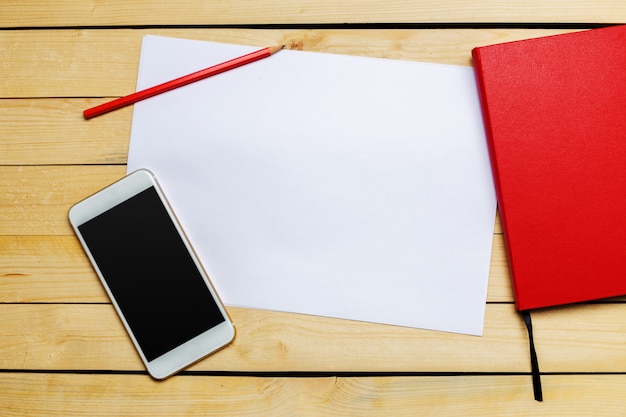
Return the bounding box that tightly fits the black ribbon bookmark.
[522,310,543,401]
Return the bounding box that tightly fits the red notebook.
[472,25,626,311]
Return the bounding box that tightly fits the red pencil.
[84,44,285,120]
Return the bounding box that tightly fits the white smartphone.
[69,169,235,379]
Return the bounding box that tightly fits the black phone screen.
[78,186,225,361]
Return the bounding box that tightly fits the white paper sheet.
[127,35,496,335]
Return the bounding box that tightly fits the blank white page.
[127,35,496,335]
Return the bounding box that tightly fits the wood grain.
[0,236,108,303]
[0,165,126,236]
[2,373,626,416]
[2,303,626,373]
[0,304,524,372]
[0,28,576,98]
[0,99,131,166]
[0,1,623,26]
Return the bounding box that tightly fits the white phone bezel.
[68,169,235,379]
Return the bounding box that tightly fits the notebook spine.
[471,46,523,311]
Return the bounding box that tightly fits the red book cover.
[472,25,626,311]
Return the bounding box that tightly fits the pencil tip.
[268,44,285,54]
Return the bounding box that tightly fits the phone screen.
[78,186,226,362]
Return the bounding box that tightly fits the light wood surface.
[5,373,626,417]
[1,1,625,25]
[1,2,625,415]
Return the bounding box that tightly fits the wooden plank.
[3,303,626,373]
[2,373,626,416]
[0,234,512,303]
[0,1,623,26]
[0,165,126,236]
[487,233,511,301]
[0,99,130,166]
[0,304,528,372]
[0,236,107,303]
[0,28,576,98]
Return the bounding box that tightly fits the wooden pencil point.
[268,44,285,54]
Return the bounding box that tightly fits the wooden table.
[2,2,626,415]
